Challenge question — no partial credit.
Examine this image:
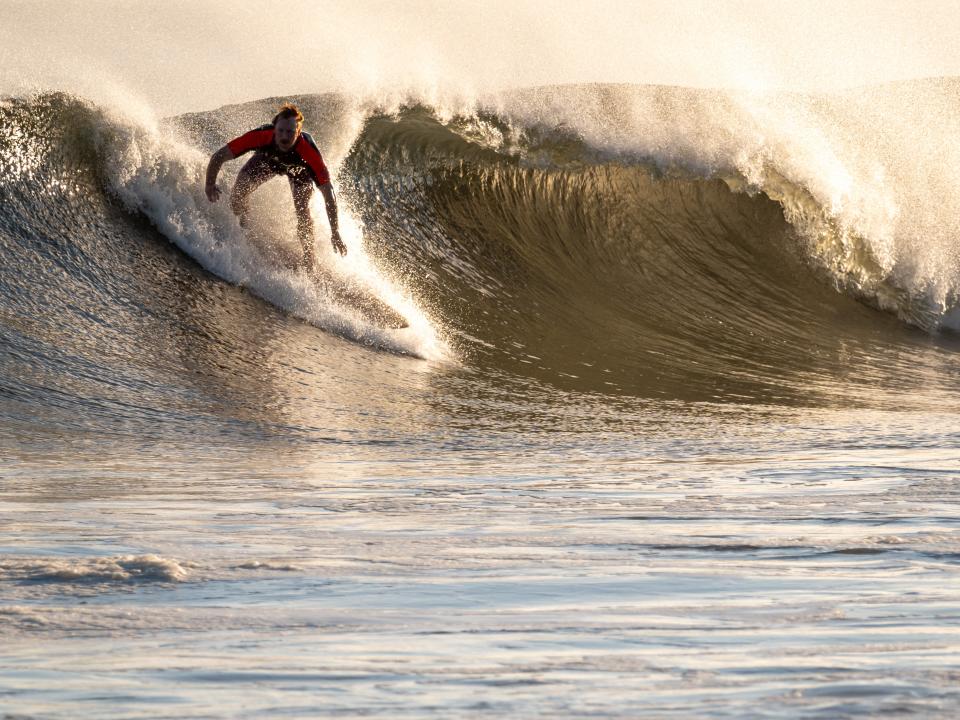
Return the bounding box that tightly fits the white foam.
[0,555,192,584]
[235,561,302,572]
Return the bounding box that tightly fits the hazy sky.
[2,0,959,114]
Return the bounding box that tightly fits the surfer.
[204,103,346,270]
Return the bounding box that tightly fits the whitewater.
[2,2,960,718]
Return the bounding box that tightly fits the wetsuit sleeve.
[227,129,274,157]
[296,139,331,186]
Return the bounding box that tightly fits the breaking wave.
[1,81,959,412]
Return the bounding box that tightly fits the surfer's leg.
[289,175,316,269]
[230,154,276,227]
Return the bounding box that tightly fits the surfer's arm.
[319,183,346,256]
[205,146,235,203]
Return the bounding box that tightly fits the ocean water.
[2,75,960,717]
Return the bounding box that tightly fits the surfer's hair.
[272,103,304,127]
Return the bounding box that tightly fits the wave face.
[335,88,960,403]
[1,84,960,435]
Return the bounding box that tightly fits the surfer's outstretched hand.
[205,183,221,203]
[331,230,347,256]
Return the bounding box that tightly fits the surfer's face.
[273,117,300,151]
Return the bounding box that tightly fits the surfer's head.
[272,103,303,151]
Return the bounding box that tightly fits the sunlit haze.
[2,0,959,113]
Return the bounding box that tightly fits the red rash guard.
[227,125,331,186]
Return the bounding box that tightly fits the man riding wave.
[205,103,346,270]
